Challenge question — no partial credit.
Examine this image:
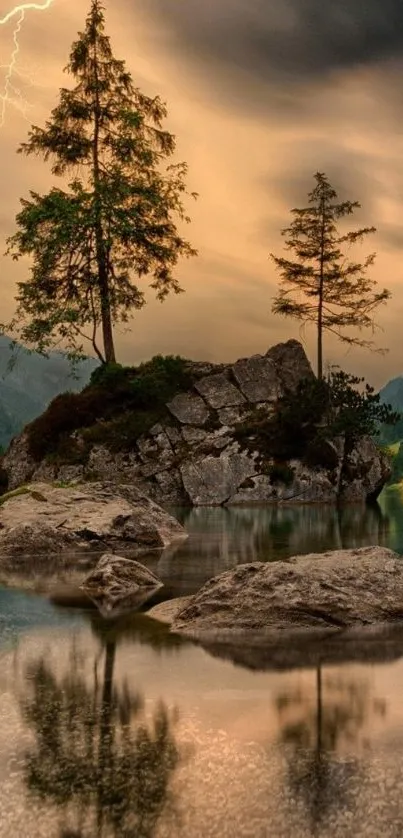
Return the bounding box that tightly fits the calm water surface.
[3,487,403,836]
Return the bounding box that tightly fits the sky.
[1,0,403,387]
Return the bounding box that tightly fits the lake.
[2,486,403,836]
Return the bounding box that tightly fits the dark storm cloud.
[261,143,378,206]
[254,141,381,248]
[143,0,403,84]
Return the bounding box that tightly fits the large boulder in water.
[0,481,187,559]
[171,546,403,634]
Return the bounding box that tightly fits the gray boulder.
[81,553,163,617]
[172,546,403,634]
[232,355,280,402]
[180,449,257,505]
[194,372,246,409]
[167,392,210,425]
[339,436,391,502]
[2,431,34,490]
[266,338,314,391]
[0,481,187,558]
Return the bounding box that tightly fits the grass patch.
[0,486,31,504]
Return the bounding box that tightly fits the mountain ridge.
[0,336,98,449]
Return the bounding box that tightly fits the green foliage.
[130,355,193,408]
[304,437,340,471]
[89,361,125,387]
[26,354,191,461]
[234,405,307,462]
[81,409,164,453]
[27,391,98,461]
[323,370,399,440]
[377,414,403,447]
[234,370,399,470]
[5,0,197,364]
[267,463,295,486]
[387,442,403,485]
[271,172,389,378]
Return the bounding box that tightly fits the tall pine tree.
[270,172,389,379]
[6,0,197,364]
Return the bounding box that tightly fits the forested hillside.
[0,336,98,449]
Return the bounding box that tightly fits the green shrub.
[129,355,193,409]
[234,369,399,468]
[303,437,339,471]
[89,361,126,387]
[82,409,164,452]
[27,390,101,461]
[325,370,399,440]
[234,403,313,461]
[26,354,193,462]
[267,462,294,485]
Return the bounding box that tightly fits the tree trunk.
[92,12,116,365]
[97,640,116,835]
[316,665,323,753]
[317,316,323,380]
[97,248,116,364]
[317,196,326,380]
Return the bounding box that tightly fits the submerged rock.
[147,596,193,625]
[81,553,163,618]
[0,481,187,558]
[171,546,403,634]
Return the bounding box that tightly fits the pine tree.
[6,0,197,364]
[270,172,389,379]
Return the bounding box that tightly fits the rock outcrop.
[0,481,187,558]
[1,340,390,505]
[81,553,163,617]
[170,546,403,634]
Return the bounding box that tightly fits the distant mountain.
[379,376,403,413]
[376,376,403,453]
[0,336,98,450]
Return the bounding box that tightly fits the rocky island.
[0,340,391,506]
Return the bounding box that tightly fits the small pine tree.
[270,172,390,379]
[6,0,197,364]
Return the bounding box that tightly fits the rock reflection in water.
[20,615,183,838]
[156,504,390,595]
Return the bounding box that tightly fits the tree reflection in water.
[20,614,183,837]
[167,502,390,586]
[275,668,387,835]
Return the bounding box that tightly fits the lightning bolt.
[0,1,55,127]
